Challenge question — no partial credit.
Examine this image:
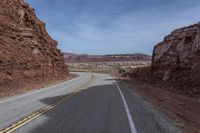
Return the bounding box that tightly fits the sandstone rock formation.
[127,22,200,97]
[0,0,68,94]
[151,22,200,96]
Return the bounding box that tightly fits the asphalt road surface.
[0,72,184,133]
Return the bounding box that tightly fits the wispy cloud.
[27,0,200,55]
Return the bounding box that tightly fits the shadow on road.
[28,82,131,133]
[21,78,184,133]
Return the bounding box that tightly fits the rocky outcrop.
[0,0,68,94]
[152,22,200,70]
[151,22,200,96]
[127,22,200,97]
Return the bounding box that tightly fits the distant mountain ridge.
[63,52,151,62]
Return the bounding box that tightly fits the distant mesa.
[63,52,151,62]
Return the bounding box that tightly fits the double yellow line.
[1,75,94,133]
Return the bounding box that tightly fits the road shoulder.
[0,73,79,100]
[115,79,185,133]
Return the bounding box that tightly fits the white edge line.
[0,74,82,104]
[114,80,137,133]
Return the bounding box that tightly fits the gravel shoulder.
[120,78,200,133]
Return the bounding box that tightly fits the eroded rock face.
[0,0,68,91]
[152,22,200,96]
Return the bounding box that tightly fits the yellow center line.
[2,91,79,133]
[3,91,81,133]
[1,74,94,133]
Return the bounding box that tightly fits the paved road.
[0,72,184,133]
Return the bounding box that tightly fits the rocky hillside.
[152,22,200,96]
[64,53,151,62]
[0,0,68,96]
[128,22,200,97]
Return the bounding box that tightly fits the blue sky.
[27,0,200,55]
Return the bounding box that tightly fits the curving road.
[0,72,184,133]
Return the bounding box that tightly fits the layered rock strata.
[127,22,200,96]
[0,0,68,93]
[151,22,200,96]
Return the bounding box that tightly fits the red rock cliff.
[127,22,200,96]
[0,0,68,93]
[152,22,200,96]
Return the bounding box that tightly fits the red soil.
[123,79,200,133]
